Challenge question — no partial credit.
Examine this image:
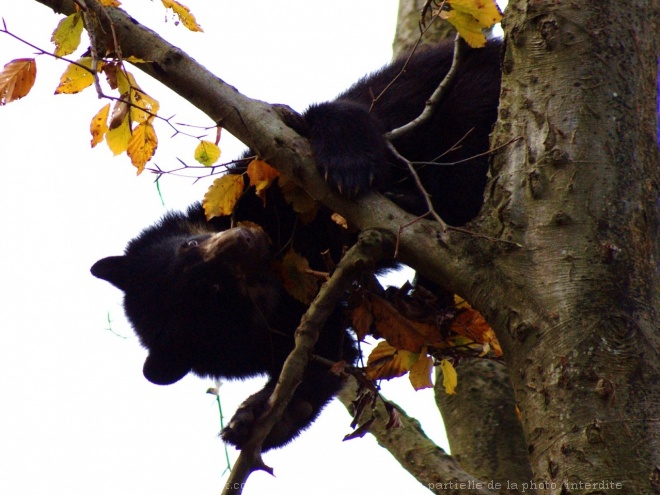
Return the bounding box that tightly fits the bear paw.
[221,390,314,451]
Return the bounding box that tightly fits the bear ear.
[143,352,190,385]
[90,256,132,291]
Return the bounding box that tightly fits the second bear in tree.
[304,39,501,225]
[91,40,502,451]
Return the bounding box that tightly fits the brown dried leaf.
[280,249,318,304]
[0,58,36,105]
[279,174,319,224]
[409,350,434,390]
[366,340,419,381]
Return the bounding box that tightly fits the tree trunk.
[434,360,533,486]
[480,0,660,491]
[394,1,535,488]
[393,0,457,59]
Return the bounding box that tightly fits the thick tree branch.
[433,361,532,489]
[33,3,534,489]
[223,229,396,494]
[33,0,546,413]
[337,380,500,495]
[33,1,528,308]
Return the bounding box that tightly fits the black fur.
[91,207,358,450]
[307,39,501,225]
[91,39,501,450]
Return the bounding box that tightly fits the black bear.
[91,39,502,451]
[91,208,358,450]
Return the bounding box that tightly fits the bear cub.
[91,39,502,451]
[91,207,357,451]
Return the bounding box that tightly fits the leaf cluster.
[204,159,503,397]
[1,0,205,172]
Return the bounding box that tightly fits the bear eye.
[185,239,199,248]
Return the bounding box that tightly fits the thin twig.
[1,21,214,147]
[368,1,447,112]
[384,141,448,231]
[387,33,465,142]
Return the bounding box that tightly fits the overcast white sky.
[0,1,458,494]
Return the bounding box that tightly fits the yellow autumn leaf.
[0,58,37,105]
[106,112,131,155]
[194,140,221,166]
[127,121,158,173]
[441,334,481,350]
[409,349,434,390]
[203,174,245,220]
[161,0,204,32]
[440,359,458,395]
[115,70,159,123]
[90,103,110,147]
[447,0,502,28]
[99,0,121,6]
[130,88,159,123]
[454,295,470,310]
[486,333,502,356]
[55,57,98,94]
[114,67,132,94]
[441,10,487,48]
[442,0,502,48]
[123,56,148,64]
[52,13,84,57]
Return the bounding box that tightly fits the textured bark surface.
[434,361,532,486]
[481,1,660,492]
[393,0,456,59]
